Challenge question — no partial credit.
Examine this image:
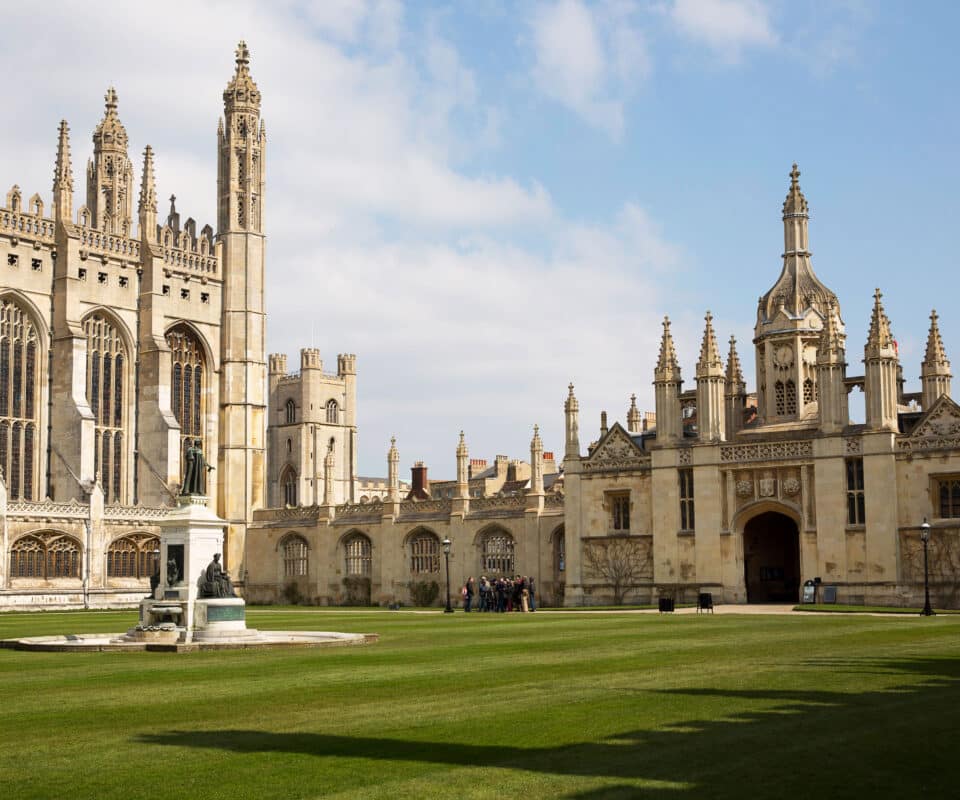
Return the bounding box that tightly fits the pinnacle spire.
[697,311,723,375]
[52,119,73,222]
[627,394,641,433]
[531,424,542,448]
[725,335,745,387]
[564,382,579,412]
[138,145,157,234]
[457,430,468,456]
[817,301,845,363]
[224,39,261,114]
[655,317,681,380]
[924,309,949,368]
[782,162,808,218]
[866,288,895,353]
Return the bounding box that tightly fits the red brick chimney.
[406,461,430,500]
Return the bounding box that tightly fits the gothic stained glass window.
[166,326,206,476]
[10,532,81,579]
[0,298,39,499]
[84,313,127,504]
[106,535,159,579]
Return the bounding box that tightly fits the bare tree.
[900,528,960,608]
[583,537,653,605]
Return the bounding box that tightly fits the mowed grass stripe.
[1,609,958,799]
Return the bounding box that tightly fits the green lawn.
[1,608,958,799]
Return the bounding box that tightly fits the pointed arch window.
[285,399,296,424]
[785,380,798,415]
[281,534,309,577]
[344,533,372,576]
[10,532,81,579]
[106,534,159,579]
[481,530,515,574]
[409,531,440,574]
[84,313,128,504]
[281,466,298,507]
[326,399,339,424]
[0,297,41,499]
[166,325,206,474]
[774,381,785,416]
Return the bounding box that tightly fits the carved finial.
[52,120,73,220]
[105,87,118,112]
[782,162,808,218]
[726,335,745,387]
[627,393,642,433]
[169,194,176,215]
[565,382,579,412]
[924,309,949,368]
[236,40,251,68]
[697,311,723,376]
[866,288,895,352]
[138,145,157,237]
[656,316,681,379]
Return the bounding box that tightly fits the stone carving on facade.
[678,448,692,465]
[583,425,648,473]
[845,437,862,454]
[782,477,801,496]
[898,396,960,453]
[758,475,776,497]
[720,440,813,464]
[470,495,527,511]
[735,479,753,498]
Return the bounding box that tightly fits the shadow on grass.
[137,657,960,798]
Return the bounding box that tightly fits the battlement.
[301,348,322,371]
[337,353,356,376]
[1,186,56,244]
[268,353,288,375]
[159,219,217,275]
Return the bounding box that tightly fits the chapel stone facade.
[0,43,268,608]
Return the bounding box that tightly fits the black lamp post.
[920,518,935,617]
[442,537,454,613]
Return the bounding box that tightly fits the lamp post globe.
[442,537,454,613]
[920,519,935,617]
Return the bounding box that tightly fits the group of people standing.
[462,575,536,613]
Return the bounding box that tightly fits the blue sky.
[1,1,958,478]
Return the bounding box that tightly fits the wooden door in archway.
[743,511,800,603]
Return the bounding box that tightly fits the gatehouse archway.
[743,511,800,603]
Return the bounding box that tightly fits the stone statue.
[180,439,214,496]
[166,556,180,586]
[200,553,236,598]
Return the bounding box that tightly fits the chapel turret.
[754,164,842,424]
[86,88,134,235]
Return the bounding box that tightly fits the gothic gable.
[909,394,960,441]
[584,423,648,474]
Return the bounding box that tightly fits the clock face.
[774,345,794,368]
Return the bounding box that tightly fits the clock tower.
[754,165,841,425]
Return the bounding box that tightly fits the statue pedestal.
[135,495,249,643]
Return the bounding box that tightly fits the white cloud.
[0,1,687,475]
[528,0,650,139]
[670,0,778,61]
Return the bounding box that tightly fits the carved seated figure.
[199,553,236,599]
